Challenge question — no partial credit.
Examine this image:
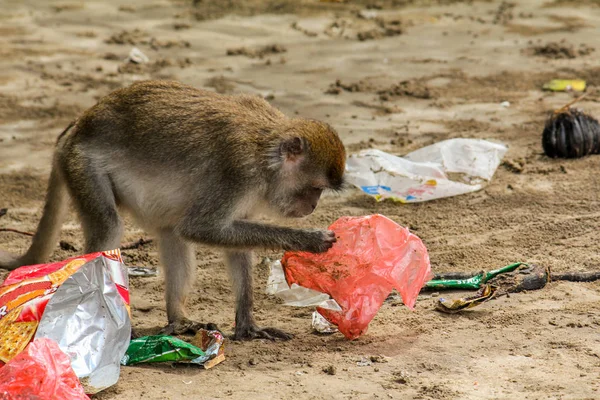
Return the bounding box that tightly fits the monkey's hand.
[160,318,220,336]
[232,325,294,341]
[293,229,336,254]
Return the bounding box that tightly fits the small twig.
[554,92,589,115]
[121,237,154,250]
[552,271,600,282]
[0,228,34,237]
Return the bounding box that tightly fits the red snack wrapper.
[281,215,432,339]
[0,250,130,364]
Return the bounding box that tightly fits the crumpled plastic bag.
[345,138,507,203]
[0,338,88,399]
[281,214,432,339]
[0,250,131,394]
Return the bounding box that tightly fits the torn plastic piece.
[121,331,224,368]
[281,214,432,340]
[0,338,88,400]
[356,357,372,367]
[128,266,159,276]
[125,47,149,64]
[435,284,497,314]
[345,138,507,203]
[190,329,226,369]
[311,311,338,334]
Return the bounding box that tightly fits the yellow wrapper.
[543,79,586,92]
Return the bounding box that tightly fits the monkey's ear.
[279,137,305,162]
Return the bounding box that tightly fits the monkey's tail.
[0,124,73,271]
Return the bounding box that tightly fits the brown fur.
[0,80,346,340]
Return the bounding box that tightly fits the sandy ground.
[1,0,600,399]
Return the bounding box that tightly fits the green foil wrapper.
[121,333,223,366]
[424,262,525,290]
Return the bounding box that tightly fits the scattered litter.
[425,262,525,290]
[125,47,149,64]
[1,250,131,394]
[435,284,497,314]
[0,338,88,399]
[346,138,507,203]
[312,311,338,334]
[542,106,600,159]
[280,214,432,340]
[500,101,510,108]
[128,266,159,276]
[121,330,224,369]
[426,262,600,295]
[357,357,372,367]
[542,79,586,92]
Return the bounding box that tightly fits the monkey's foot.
[232,325,294,341]
[160,318,220,336]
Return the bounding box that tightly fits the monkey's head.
[266,120,346,218]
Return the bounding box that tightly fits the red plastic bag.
[281,214,432,339]
[0,338,88,399]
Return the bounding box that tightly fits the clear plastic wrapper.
[266,260,334,307]
[345,138,507,202]
[311,311,338,334]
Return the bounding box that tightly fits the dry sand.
[1,0,600,399]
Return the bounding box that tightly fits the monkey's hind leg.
[158,230,219,335]
[62,154,124,253]
[225,250,293,341]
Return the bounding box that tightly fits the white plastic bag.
[345,138,507,203]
